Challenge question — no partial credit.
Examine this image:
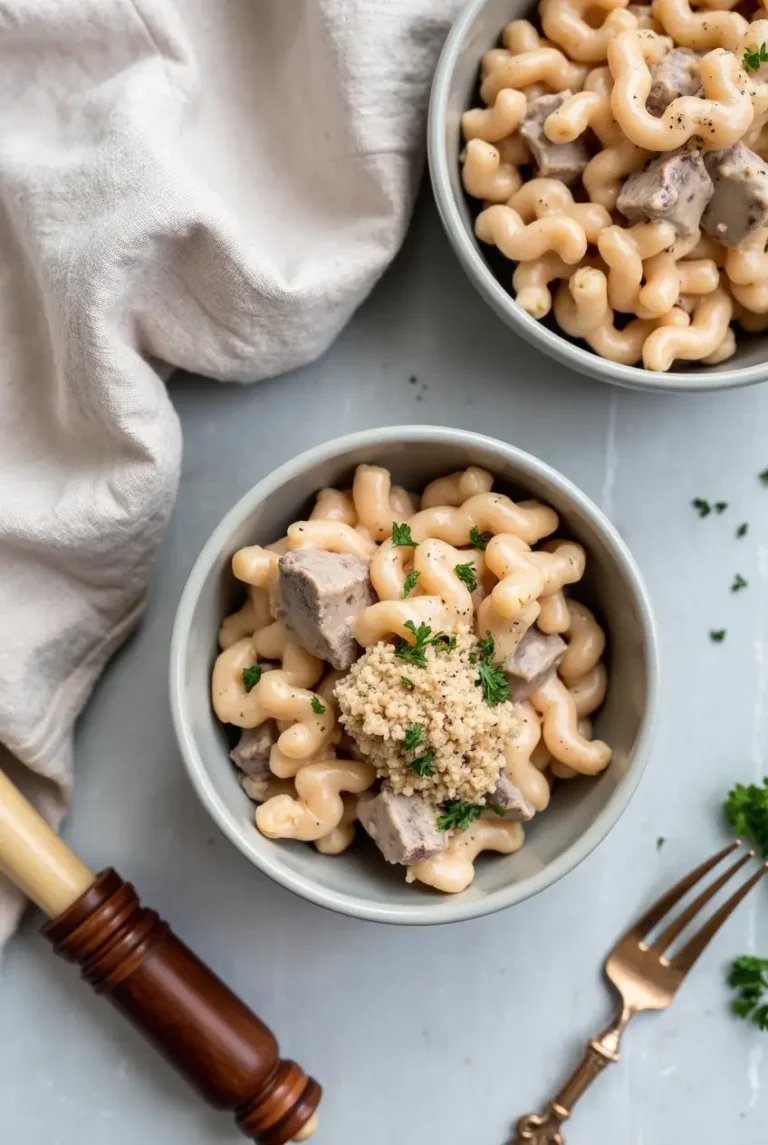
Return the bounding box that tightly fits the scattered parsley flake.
[489,803,506,818]
[475,632,495,663]
[432,633,458,654]
[714,501,728,514]
[395,620,432,667]
[401,675,414,690]
[727,957,768,1030]
[725,778,768,857]
[392,521,417,547]
[409,752,435,778]
[469,525,491,551]
[744,43,768,72]
[402,570,420,598]
[760,468,768,485]
[710,629,726,643]
[477,659,510,707]
[436,800,484,833]
[656,836,666,851]
[737,522,749,538]
[310,696,326,715]
[403,724,424,753]
[731,573,748,592]
[394,621,457,667]
[242,665,262,692]
[692,497,711,518]
[454,562,478,593]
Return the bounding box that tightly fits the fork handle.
[511,1006,633,1145]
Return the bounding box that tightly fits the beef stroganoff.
[460,7,768,370]
[212,465,611,894]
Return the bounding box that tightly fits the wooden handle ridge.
[0,769,321,1144]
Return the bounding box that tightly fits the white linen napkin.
[0,0,458,946]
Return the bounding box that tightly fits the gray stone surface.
[2,192,768,1144]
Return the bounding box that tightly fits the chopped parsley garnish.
[714,501,728,514]
[488,803,506,817]
[725,778,768,857]
[403,724,424,753]
[242,665,262,692]
[454,562,478,592]
[744,42,768,72]
[436,800,484,832]
[395,621,433,667]
[475,632,495,662]
[692,497,711,518]
[402,570,420,598]
[432,633,458,654]
[727,957,768,1030]
[401,675,414,690]
[310,696,326,715]
[731,573,748,592]
[470,631,510,706]
[656,836,666,851]
[409,752,435,778]
[469,525,491,551]
[392,521,417,547]
[760,468,768,485]
[477,659,511,707]
[395,621,457,667]
[710,629,726,642]
[737,522,749,538]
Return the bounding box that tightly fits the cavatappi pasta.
[212,465,612,894]
[461,10,768,370]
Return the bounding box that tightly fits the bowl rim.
[427,0,768,395]
[170,425,660,925]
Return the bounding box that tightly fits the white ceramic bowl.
[170,427,659,924]
[428,0,768,394]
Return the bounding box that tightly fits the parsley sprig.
[436,800,483,832]
[725,778,768,856]
[727,957,768,1029]
[242,665,262,692]
[454,562,478,592]
[392,522,417,547]
[744,42,768,72]
[472,632,510,707]
[402,570,420,598]
[469,525,491,551]
[394,621,457,667]
[403,724,424,753]
[403,723,434,776]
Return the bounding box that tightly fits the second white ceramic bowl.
[428,0,768,394]
[170,427,659,924]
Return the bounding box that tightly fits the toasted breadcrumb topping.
[334,633,520,804]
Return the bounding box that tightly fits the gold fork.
[512,840,768,1145]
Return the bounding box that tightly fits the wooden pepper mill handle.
[0,770,320,1145]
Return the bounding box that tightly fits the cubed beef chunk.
[701,143,768,247]
[277,550,375,669]
[647,49,701,117]
[617,146,713,235]
[503,627,567,701]
[520,92,590,185]
[487,774,536,822]
[358,790,447,866]
[229,721,278,778]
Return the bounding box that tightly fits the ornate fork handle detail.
[511,1006,633,1145]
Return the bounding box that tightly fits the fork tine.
[625,839,743,941]
[672,862,768,975]
[649,850,754,955]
